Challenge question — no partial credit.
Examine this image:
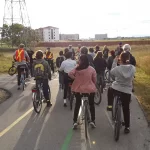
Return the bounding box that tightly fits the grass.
[0,45,150,121]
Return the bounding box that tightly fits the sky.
[0,0,150,38]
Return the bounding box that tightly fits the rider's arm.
[68,68,76,79]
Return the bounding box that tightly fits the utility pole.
[2,0,31,48]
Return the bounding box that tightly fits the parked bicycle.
[32,77,51,113]
[8,61,17,76]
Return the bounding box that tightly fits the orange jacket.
[46,52,53,59]
[15,49,25,62]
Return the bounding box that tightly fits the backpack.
[34,61,45,77]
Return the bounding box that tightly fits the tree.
[1,23,40,48]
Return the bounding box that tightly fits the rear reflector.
[32,89,37,92]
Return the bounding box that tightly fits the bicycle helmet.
[19,43,25,48]
[80,46,88,55]
[36,50,43,59]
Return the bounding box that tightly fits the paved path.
[0,74,150,150]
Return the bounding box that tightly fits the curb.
[0,88,12,104]
[135,95,150,127]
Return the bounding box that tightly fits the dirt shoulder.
[0,88,11,104]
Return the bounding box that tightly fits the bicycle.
[20,65,27,91]
[77,93,91,140]
[32,77,51,113]
[94,74,104,105]
[8,61,17,76]
[112,91,124,141]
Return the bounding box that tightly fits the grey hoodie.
[110,59,136,94]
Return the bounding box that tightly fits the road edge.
[135,95,150,127]
[0,88,12,105]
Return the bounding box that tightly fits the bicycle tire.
[33,92,42,113]
[114,105,121,141]
[84,102,89,140]
[105,70,109,82]
[94,85,102,105]
[8,66,17,76]
[112,97,117,121]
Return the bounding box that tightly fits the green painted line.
[61,128,73,150]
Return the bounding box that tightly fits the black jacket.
[56,56,65,68]
[130,54,136,66]
[107,55,115,70]
[93,57,107,73]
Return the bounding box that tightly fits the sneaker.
[90,121,96,128]
[124,127,130,134]
[73,122,78,129]
[17,86,20,90]
[107,106,112,111]
[47,101,52,107]
[64,103,67,107]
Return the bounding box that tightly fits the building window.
[51,29,53,39]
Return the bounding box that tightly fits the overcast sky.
[0,0,150,38]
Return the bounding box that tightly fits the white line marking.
[104,110,114,129]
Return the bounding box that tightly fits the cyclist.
[68,54,97,129]
[56,51,65,89]
[107,50,116,82]
[103,45,109,60]
[89,48,95,59]
[33,50,52,107]
[59,52,76,107]
[93,51,107,91]
[95,45,100,54]
[80,46,94,68]
[107,51,136,133]
[115,42,123,56]
[13,43,30,90]
[45,47,54,74]
[123,44,136,66]
[68,45,75,59]
[26,49,34,77]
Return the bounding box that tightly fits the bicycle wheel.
[84,102,89,140]
[114,105,121,141]
[33,91,42,113]
[112,97,117,121]
[8,66,17,76]
[105,70,109,82]
[94,85,102,105]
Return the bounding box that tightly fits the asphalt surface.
[0,74,150,150]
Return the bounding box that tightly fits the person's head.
[80,46,88,55]
[76,55,89,70]
[69,45,72,49]
[65,52,72,59]
[36,50,43,59]
[123,44,131,52]
[47,47,50,52]
[120,51,130,64]
[119,42,123,47]
[95,45,100,51]
[19,43,25,49]
[59,51,63,56]
[110,50,115,56]
[89,48,94,53]
[95,51,103,59]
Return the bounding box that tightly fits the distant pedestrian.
[103,45,109,60]
[89,48,95,59]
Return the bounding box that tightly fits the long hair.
[94,51,103,60]
[120,51,130,64]
[76,55,89,70]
